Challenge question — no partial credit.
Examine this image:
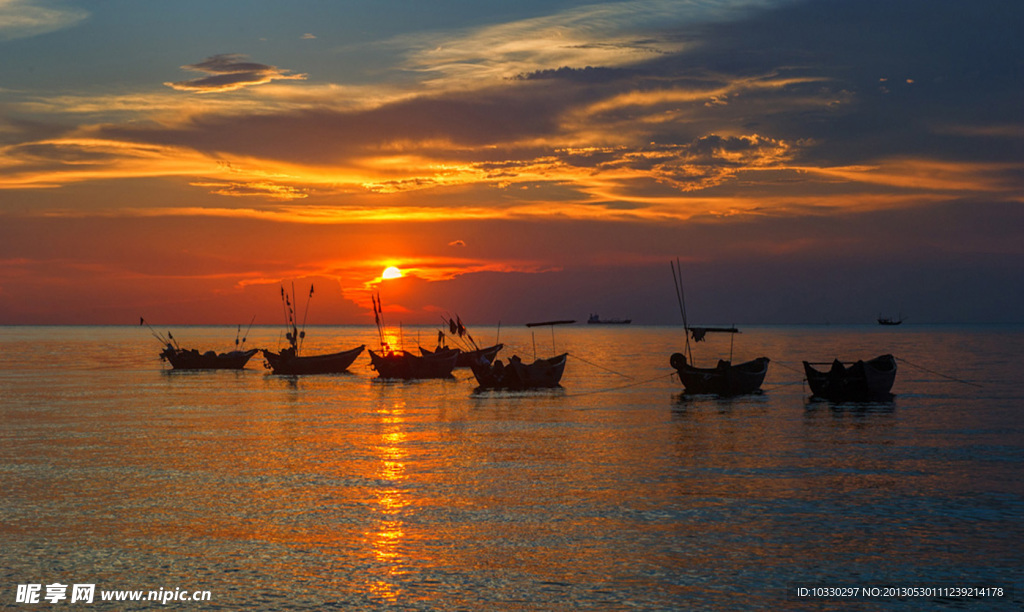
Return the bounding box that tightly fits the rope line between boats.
[566,352,634,379]
[564,372,677,397]
[895,357,983,388]
[769,360,806,376]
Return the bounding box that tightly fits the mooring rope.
[895,357,983,388]
[770,360,806,376]
[563,372,678,397]
[566,351,634,379]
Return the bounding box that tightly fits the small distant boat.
[526,319,576,327]
[263,345,365,375]
[369,349,459,380]
[587,314,632,325]
[878,312,905,326]
[161,346,259,370]
[470,353,568,389]
[263,283,364,375]
[670,352,770,396]
[803,354,897,401]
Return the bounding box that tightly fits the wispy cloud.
[0,0,87,40]
[165,54,307,93]
[395,0,795,87]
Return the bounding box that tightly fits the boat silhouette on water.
[368,293,460,380]
[587,314,631,325]
[418,315,503,368]
[470,319,572,390]
[667,261,769,396]
[369,348,459,379]
[421,343,503,368]
[877,312,905,326]
[803,354,897,401]
[263,284,364,375]
[143,317,259,371]
[263,345,365,375]
[160,346,259,370]
[670,351,769,396]
[470,353,567,390]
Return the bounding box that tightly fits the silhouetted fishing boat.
[421,343,504,367]
[419,315,503,367]
[263,283,364,375]
[160,346,259,370]
[368,293,459,379]
[369,349,459,379]
[470,353,567,389]
[263,345,365,375]
[142,317,259,370]
[587,314,631,325]
[471,319,573,389]
[803,354,897,401]
[877,312,905,325]
[667,261,769,395]
[669,352,769,396]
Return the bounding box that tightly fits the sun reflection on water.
[366,401,410,602]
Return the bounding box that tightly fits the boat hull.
[470,353,567,389]
[369,349,458,380]
[161,347,259,370]
[803,354,897,401]
[262,345,365,375]
[670,353,769,396]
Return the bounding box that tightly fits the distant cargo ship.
[587,314,632,325]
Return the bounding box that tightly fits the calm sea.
[1,325,1022,610]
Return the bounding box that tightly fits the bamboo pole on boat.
[671,259,692,363]
[299,284,313,354]
[140,317,171,346]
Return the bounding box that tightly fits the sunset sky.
[1,0,1021,325]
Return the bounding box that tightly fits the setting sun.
[382,266,403,280]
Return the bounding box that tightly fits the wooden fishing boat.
[667,261,769,396]
[263,345,365,375]
[264,283,364,375]
[160,346,259,370]
[420,343,504,367]
[669,353,769,396]
[803,354,897,401]
[470,353,568,390]
[369,348,459,380]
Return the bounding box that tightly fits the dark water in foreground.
[1,325,1022,610]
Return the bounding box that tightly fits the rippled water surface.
[2,325,1022,609]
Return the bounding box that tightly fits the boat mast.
[299,284,313,354]
[372,291,387,353]
[671,259,692,363]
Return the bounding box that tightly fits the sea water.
[1,325,1022,610]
